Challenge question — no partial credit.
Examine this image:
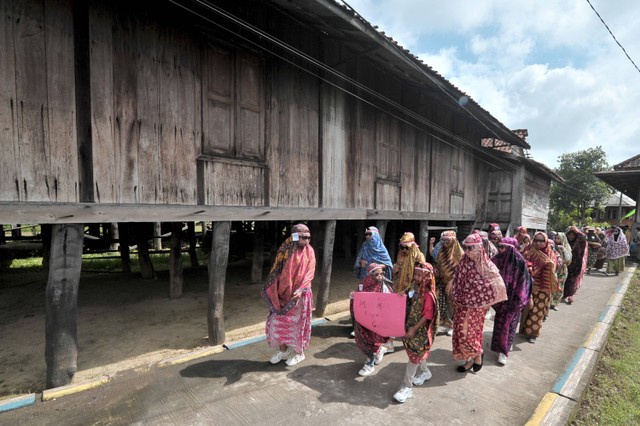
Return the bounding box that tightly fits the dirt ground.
[0,256,355,398]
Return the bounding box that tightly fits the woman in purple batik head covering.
[490,237,532,365]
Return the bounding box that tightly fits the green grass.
[4,250,209,274]
[572,269,640,425]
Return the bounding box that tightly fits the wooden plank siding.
[0,0,518,225]
[522,170,551,230]
[0,0,78,203]
[90,2,199,204]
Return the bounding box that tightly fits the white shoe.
[269,348,291,364]
[285,352,305,366]
[358,363,375,376]
[446,328,453,336]
[412,367,432,385]
[393,387,413,403]
[498,353,507,365]
[374,347,387,365]
[350,331,355,337]
[384,341,395,353]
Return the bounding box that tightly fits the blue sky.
[343,0,640,169]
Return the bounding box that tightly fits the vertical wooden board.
[0,0,20,201]
[400,124,416,212]
[462,152,474,214]
[89,0,116,203]
[134,11,160,204]
[45,0,78,202]
[375,181,400,211]
[14,0,50,201]
[158,25,179,204]
[297,69,319,207]
[269,62,319,208]
[203,45,233,156]
[429,139,452,214]
[354,101,376,208]
[175,32,198,204]
[414,132,431,211]
[111,6,139,202]
[237,53,263,160]
[202,162,264,206]
[321,85,348,208]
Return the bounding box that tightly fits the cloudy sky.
[343,0,640,169]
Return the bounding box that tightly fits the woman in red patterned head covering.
[393,262,439,403]
[351,263,391,377]
[448,233,507,373]
[263,224,316,367]
[519,232,558,343]
[562,226,588,304]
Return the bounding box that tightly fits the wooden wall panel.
[352,102,376,208]
[45,0,78,202]
[13,0,50,201]
[91,3,199,205]
[522,171,551,230]
[202,162,265,206]
[134,13,160,204]
[267,61,319,208]
[429,139,453,214]
[0,0,19,201]
[321,86,349,208]
[89,0,116,203]
[158,26,198,204]
[111,10,140,203]
[375,181,400,211]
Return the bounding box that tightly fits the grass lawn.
[572,268,640,425]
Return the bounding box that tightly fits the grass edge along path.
[571,268,640,425]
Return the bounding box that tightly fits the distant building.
[594,192,636,227]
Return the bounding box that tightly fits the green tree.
[549,146,613,227]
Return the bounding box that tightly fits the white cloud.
[344,0,640,168]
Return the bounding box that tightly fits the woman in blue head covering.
[354,226,393,280]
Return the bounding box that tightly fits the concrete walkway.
[1,266,636,426]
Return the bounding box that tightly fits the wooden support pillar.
[110,223,120,250]
[41,224,52,273]
[136,223,155,279]
[187,222,199,268]
[419,220,429,260]
[169,222,183,299]
[118,222,131,273]
[45,224,83,388]
[207,221,231,345]
[153,222,162,250]
[315,220,336,317]
[376,220,388,242]
[251,221,265,285]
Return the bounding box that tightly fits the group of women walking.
[260,222,628,405]
[348,223,629,403]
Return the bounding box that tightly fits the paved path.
[1,267,635,426]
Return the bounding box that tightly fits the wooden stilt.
[251,221,264,285]
[419,220,429,260]
[110,223,120,250]
[187,222,199,268]
[118,222,131,273]
[136,223,154,279]
[45,224,83,388]
[40,224,52,273]
[153,222,162,250]
[169,222,183,299]
[315,220,336,317]
[208,221,231,345]
[376,220,388,241]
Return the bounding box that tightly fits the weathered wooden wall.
[89,1,199,204]
[0,0,496,221]
[522,169,551,230]
[0,0,78,203]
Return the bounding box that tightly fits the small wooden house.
[1,0,537,387]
